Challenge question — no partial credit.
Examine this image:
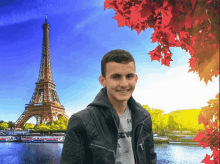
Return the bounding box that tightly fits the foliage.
[34,123,50,131]
[143,105,205,133]
[142,105,168,134]
[0,122,9,130]
[32,116,68,132]
[104,0,219,85]
[192,93,219,164]
[7,122,15,129]
[169,109,205,133]
[24,123,34,130]
[143,95,219,164]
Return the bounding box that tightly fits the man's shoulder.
[69,105,98,123]
[67,106,96,131]
[135,102,150,116]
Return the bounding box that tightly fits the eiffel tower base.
[14,103,69,129]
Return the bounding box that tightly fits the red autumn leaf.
[161,58,172,66]
[212,44,217,50]
[202,142,210,149]
[192,18,199,28]
[148,49,162,62]
[213,147,220,160]
[161,0,173,26]
[193,130,205,142]
[115,2,126,13]
[185,12,192,30]
[198,114,206,125]
[208,32,215,39]
[213,122,218,128]
[130,5,141,24]
[179,31,189,39]
[164,52,172,58]
[201,154,213,164]
[151,31,159,43]
[113,12,126,27]
[140,3,153,22]
[162,47,170,55]
[191,0,197,9]
[206,126,214,135]
[151,55,162,62]
[214,158,220,164]
[135,23,143,35]
[188,57,197,69]
[104,0,114,10]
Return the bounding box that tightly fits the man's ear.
[135,74,138,81]
[99,75,106,87]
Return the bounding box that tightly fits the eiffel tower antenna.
[14,17,69,128]
[45,14,47,23]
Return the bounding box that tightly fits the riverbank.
[0,136,64,143]
[154,139,198,145]
[153,131,199,145]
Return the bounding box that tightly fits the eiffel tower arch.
[15,16,69,128]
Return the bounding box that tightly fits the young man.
[60,49,157,164]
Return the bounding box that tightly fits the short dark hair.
[101,49,136,77]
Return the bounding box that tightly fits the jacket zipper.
[137,122,144,162]
[132,118,145,164]
[112,112,148,163]
[132,122,141,164]
[90,143,116,157]
[136,117,149,163]
[111,113,119,163]
[140,143,144,150]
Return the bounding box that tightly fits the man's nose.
[120,77,129,87]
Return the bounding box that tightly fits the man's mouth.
[117,89,130,93]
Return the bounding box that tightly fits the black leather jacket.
[60,88,157,164]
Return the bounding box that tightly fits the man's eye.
[113,76,119,79]
[127,75,134,78]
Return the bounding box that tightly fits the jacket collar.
[87,87,149,128]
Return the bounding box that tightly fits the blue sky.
[0,0,218,125]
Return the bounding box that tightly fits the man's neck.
[111,101,128,116]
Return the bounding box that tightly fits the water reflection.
[0,143,212,164]
[155,143,212,164]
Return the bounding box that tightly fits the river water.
[0,142,212,164]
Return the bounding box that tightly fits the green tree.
[143,105,165,134]
[168,113,178,131]
[24,123,34,130]
[52,116,68,130]
[0,122,9,130]
[46,122,53,126]
[159,114,169,135]
[34,123,50,131]
[7,121,15,129]
[49,122,59,131]
[57,116,68,127]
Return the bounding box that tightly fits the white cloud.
[72,8,112,34]
[133,64,219,113]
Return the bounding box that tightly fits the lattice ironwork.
[14,16,69,128]
[38,22,54,82]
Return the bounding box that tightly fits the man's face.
[99,61,137,106]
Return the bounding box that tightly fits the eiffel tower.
[15,16,69,128]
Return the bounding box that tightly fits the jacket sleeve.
[60,115,85,164]
[150,130,157,164]
[147,113,157,164]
